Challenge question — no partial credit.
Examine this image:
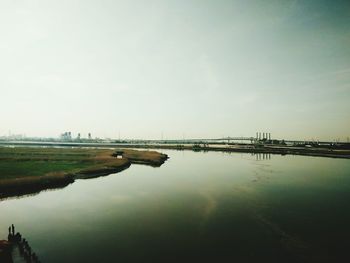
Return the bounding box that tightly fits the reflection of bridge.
[253,152,272,160]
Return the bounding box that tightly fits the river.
[1,150,350,262]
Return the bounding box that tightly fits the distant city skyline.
[0,0,349,141]
[1,130,349,143]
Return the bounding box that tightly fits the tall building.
[60,132,72,141]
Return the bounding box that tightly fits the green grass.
[0,146,167,198]
[0,147,106,179]
[0,147,97,160]
[0,146,168,180]
[0,160,92,179]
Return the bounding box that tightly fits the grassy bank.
[0,147,168,198]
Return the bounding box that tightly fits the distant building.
[60,132,72,141]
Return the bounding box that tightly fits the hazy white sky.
[0,0,349,140]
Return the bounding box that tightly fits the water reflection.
[0,150,350,262]
[253,152,272,160]
[0,185,71,202]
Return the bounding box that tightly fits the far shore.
[145,144,350,159]
[1,141,348,159]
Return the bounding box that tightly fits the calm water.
[1,150,350,262]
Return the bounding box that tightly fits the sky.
[0,0,349,141]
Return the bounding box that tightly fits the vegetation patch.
[0,147,168,198]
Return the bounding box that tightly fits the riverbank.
[0,147,168,199]
[1,141,349,159]
[80,143,350,159]
[170,144,350,159]
[118,144,350,159]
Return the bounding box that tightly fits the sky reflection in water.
[1,150,350,262]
